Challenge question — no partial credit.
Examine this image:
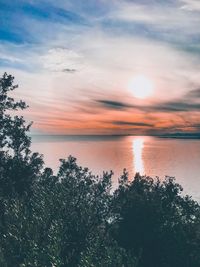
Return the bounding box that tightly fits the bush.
[113,173,200,267]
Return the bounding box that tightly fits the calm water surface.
[31,135,200,201]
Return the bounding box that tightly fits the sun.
[128,75,154,99]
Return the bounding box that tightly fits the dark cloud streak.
[62,68,77,73]
[150,101,200,112]
[96,97,200,113]
[112,121,154,127]
[186,88,200,98]
[96,100,133,110]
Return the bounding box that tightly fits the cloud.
[0,53,22,63]
[151,101,200,112]
[112,121,154,127]
[95,95,200,113]
[1,0,200,134]
[96,100,133,110]
[62,68,76,73]
[180,0,200,11]
[104,0,200,46]
[186,88,200,98]
[40,48,83,73]
[22,3,86,24]
[0,1,88,44]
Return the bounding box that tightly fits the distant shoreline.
[30,134,200,140]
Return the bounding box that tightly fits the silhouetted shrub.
[113,173,200,267]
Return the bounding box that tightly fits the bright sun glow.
[128,75,154,99]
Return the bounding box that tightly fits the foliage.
[0,73,43,199]
[0,73,200,267]
[113,173,200,267]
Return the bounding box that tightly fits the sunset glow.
[1,1,200,135]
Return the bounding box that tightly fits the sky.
[1,0,200,135]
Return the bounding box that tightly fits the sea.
[31,135,200,201]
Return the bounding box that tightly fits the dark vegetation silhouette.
[0,73,200,267]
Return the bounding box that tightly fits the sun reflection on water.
[132,137,144,175]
